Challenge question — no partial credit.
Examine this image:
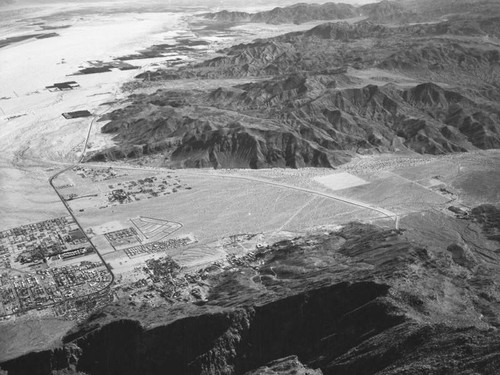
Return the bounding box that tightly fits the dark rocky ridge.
[140,18,500,81]
[2,218,500,374]
[192,20,500,79]
[114,7,500,169]
[87,78,500,168]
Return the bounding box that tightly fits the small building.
[62,110,92,119]
[45,81,79,91]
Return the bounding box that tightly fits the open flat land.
[54,166,385,275]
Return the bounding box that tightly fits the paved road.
[47,105,117,290]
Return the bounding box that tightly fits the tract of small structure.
[62,110,92,119]
[104,227,141,250]
[46,81,80,91]
[0,216,112,317]
[124,235,195,259]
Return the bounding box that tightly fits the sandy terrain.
[68,170,382,243]
[0,4,187,229]
[0,315,75,362]
[313,172,368,191]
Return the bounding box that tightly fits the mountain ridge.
[201,2,361,25]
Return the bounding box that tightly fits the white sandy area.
[0,12,183,98]
[0,7,189,162]
[0,5,189,229]
[313,172,368,191]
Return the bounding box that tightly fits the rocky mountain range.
[89,7,500,169]
[88,77,500,168]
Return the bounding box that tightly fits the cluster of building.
[116,236,271,307]
[0,216,89,267]
[73,60,139,75]
[105,175,189,206]
[0,261,111,316]
[45,81,80,91]
[0,240,9,268]
[144,256,188,300]
[58,246,94,260]
[105,227,140,249]
[124,237,192,258]
[72,166,127,182]
[52,289,114,322]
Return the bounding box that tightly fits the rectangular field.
[313,172,368,191]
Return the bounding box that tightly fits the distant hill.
[361,0,500,24]
[202,2,361,25]
[360,0,419,23]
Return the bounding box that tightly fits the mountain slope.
[116,8,500,169]
[87,76,500,168]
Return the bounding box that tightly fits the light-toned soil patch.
[313,172,368,191]
[0,316,75,362]
[78,172,373,239]
[333,174,449,215]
